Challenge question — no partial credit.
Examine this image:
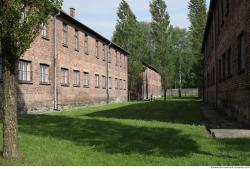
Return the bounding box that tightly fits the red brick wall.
[203,0,250,127]
[0,13,128,114]
[142,67,162,99]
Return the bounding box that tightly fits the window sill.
[84,85,89,88]
[95,86,100,89]
[40,82,51,86]
[19,81,33,84]
[61,83,70,87]
[73,85,80,87]
[75,49,79,52]
[42,36,49,41]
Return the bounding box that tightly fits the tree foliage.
[188,0,207,92]
[150,0,174,101]
[112,0,143,99]
[0,0,62,159]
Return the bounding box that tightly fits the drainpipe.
[53,15,58,110]
[106,42,112,104]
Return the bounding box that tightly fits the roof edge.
[201,0,216,53]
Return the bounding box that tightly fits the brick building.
[202,0,250,127]
[141,62,162,100]
[0,9,128,114]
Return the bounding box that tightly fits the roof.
[59,11,129,55]
[142,61,160,74]
[201,0,216,53]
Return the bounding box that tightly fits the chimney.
[70,8,75,18]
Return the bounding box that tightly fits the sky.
[63,0,211,40]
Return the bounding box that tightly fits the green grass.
[0,97,250,165]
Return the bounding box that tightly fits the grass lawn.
[0,97,250,165]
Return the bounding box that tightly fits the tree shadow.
[86,99,204,125]
[217,138,250,153]
[19,114,209,157]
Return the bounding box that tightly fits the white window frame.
[109,77,112,89]
[84,33,89,54]
[40,64,49,83]
[95,40,99,58]
[95,74,100,88]
[18,60,32,82]
[62,23,68,46]
[61,68,69,85]
[83,72,89,88]
[102,75,106,89]
[75,29,79,51]
[73,70,80,86]
[102,44,106,61]
[41,23,49,39]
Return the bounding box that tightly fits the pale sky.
[63,0,211,40]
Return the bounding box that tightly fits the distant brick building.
[141,62,162,100]
[0,9,128,114]
[202,0,250,127]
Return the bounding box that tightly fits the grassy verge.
[0,97,249,165]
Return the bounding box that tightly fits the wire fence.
[166,88,199,97]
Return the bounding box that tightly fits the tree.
[113,0,143,100]
[0,0,62,159]
[150,0,174,101]
[188,0,207,96]
[170,27,192,97]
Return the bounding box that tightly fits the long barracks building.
[0,8,129,114]
[202,0,250,127]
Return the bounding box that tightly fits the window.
[75,30,79,51]
[102,44,106,61]
[84,33,88,54]
[62,23,68,46]
[218,59,222,82]
[115,78,118,89]
[120,79,122,90]
[124,55,126,69]
[108,47,111,63]
[83,72,89,88]
[40,64,49,84]
[123,80,126,90]
[73,70,80,86]
[115,51,118,66]
[227,47,232,78]
[102,75,106,89]
[238,32,246,73]
[61,68,69,85]
[18,60,32,82]
[109,77,112,89]
[95,40,99,59]
[120,54,122,67]
[222,54,226,80]
[95,74,100,88]
[41,23,49,39]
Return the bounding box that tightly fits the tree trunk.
[164,88,167,102]
[2,55,19,159]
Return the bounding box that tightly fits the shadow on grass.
[217,138,250,153]
[87,98,204,125]
[19,114,210,157]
